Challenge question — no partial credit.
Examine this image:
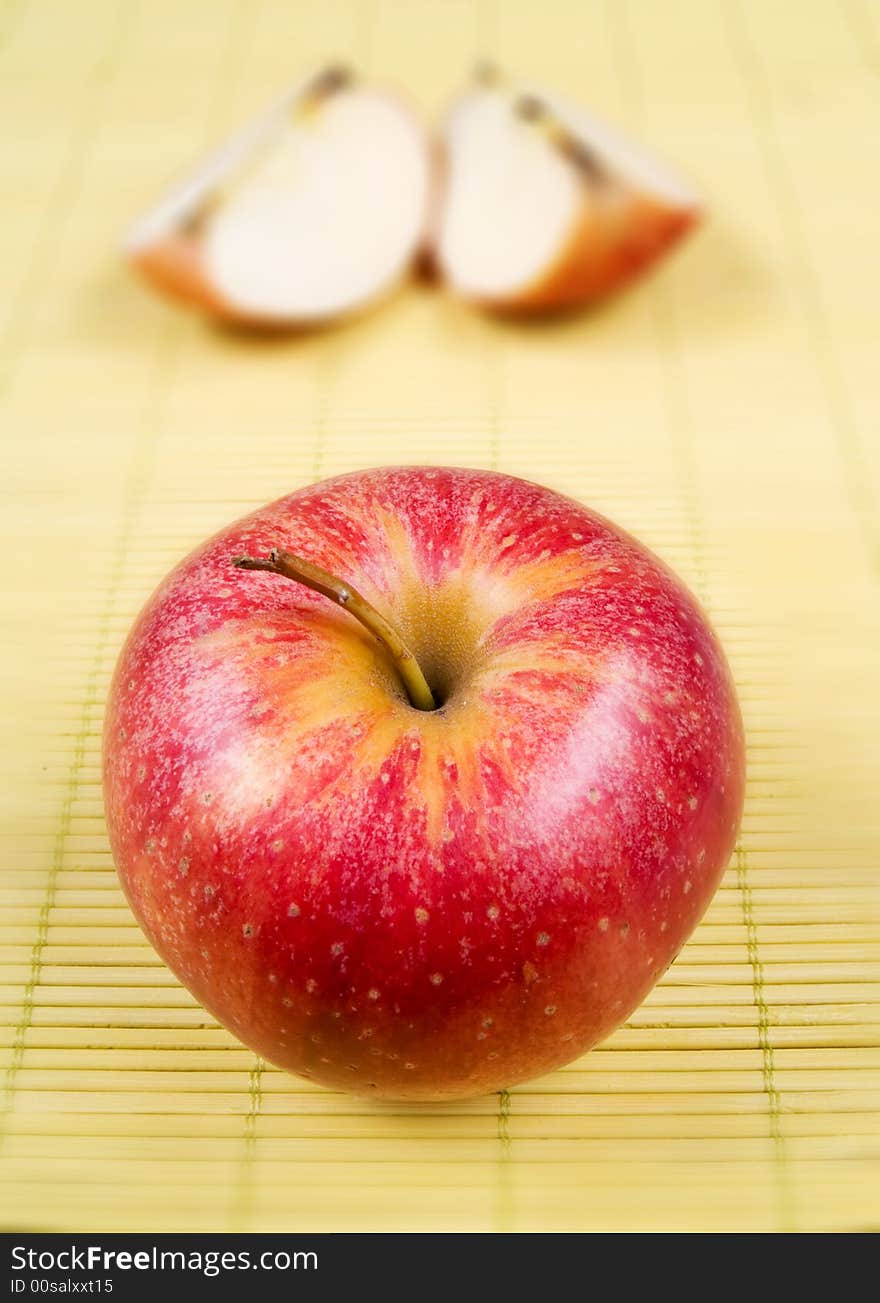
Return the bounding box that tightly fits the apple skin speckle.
[103,466,744,1101]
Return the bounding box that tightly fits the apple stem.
[233,549,437,712]
[302,63,353,107]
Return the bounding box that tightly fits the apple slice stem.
[233,549,437,712]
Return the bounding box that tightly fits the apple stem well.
[233,549,437,712]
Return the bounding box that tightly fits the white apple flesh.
[437,70,701,311]
[125,66,432,326]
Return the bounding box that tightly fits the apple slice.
[125,66,432,326]
[436,68,701,312]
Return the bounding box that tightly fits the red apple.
[103,468,744,1100]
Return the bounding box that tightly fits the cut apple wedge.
[125,66,432,326]
[436,68,701,312]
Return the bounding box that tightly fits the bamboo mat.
[1,0,879,1233]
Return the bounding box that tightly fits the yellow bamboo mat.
[1,0,879,1233]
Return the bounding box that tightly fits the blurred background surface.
[1,0,879,1231]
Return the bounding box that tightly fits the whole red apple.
[103,467,744,1100]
